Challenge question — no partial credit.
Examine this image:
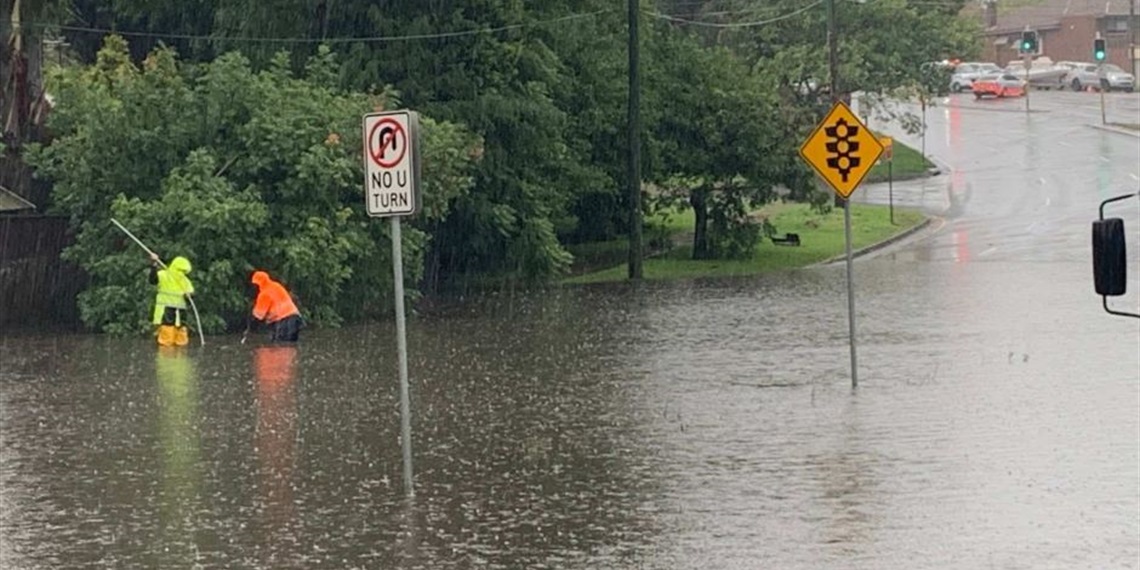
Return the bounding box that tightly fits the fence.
[0,215,86,330]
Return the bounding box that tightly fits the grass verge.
[865,139,933,183]
[564,202,925,284]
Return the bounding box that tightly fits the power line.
[17,10,612,45]
[643,1,824,28]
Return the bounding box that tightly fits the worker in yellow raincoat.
[149,253,194,347]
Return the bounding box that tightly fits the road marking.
[1099,156,1111,163]
[1057,141,1072,148]
[1038,177,1047,185]
[979,246,998,257]
[1130,173,1139,181]
[1045,197,1051,206]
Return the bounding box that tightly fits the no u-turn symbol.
[363,111,420,217]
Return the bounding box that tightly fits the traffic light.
[1094,38,1106,61]
[1020,30,1038,53]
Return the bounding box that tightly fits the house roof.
[983,0,1134,35]
[0,185,36,212]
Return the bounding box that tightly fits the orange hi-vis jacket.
[251,271,300,324]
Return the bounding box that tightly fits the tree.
[641,24,811,260]
[27,37,481,334]
[2,0,66,149]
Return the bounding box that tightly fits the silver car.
[949,62,1002,92]
[1061,62,1136,92]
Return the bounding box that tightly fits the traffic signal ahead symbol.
[799,101,883,199]
[824,118,861,182]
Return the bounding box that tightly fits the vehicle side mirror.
[1092,217,1126,296]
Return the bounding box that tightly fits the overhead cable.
[643,1,824,28]
[17,9,611,44]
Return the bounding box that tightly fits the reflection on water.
[155,347,202,568]
[253,345,299,567]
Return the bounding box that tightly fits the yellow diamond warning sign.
[799,101,883,199]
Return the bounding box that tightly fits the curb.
[1087,123,1140,138]
[813,216,935,267]
[924,154,951,177]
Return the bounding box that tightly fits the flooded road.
[3,91,1140,569]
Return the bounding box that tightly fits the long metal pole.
[888,159,894,225]
[110,218,205,347]
[1024,53,1031,113]
[391,216,414,497]
[843,200,858,389]
[627,0,643,280]
[1100,69,1107,124]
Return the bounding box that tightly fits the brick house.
[976,0,1138,76]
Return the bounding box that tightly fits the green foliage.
[33,0,978,280]
[27,37,479,333]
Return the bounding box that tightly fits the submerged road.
[2,89,1138,569]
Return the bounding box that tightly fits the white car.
[1064,63,1136,92]
[949,62,1002,92]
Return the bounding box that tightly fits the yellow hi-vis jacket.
[153,256,194,325]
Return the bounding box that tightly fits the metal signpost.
[363,109,422,496]
[799,101,884,389]
[880,136,894,225]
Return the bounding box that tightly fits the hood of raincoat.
[251,270,270,287]
[169,256,192,274]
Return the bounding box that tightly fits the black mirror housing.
[1093,217,1126,297]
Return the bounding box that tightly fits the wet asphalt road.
[2,90,1139,569]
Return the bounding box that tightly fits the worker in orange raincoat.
[250,270,303,342]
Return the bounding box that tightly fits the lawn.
[865,139,932,183]
[564,202,925,284]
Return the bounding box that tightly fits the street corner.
[1087,123,1140,138]
[813,215,936,267]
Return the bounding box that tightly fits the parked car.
[949,62,1002,92]
[1059,62,1136,92]
[1098,64,1136,92]
[972,73,1026,98]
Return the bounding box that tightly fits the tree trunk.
[2,0,16,148]
[691,187,712,260]
[2,0,43,148]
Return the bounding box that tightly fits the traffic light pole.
[1023,53,1031,114]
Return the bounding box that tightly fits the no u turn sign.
[363,110,421,217]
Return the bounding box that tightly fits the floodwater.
[3,91,1140,568]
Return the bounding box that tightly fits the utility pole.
[1132,0,1138,83]
[827,0,858,389]
[627,0,643,280]
[828,0,839,108]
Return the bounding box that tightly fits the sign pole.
[363,109,421,497]
[798,101,883,390]
[843,200,858,389]
[888,158,894,225]
[391,216,414,497]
